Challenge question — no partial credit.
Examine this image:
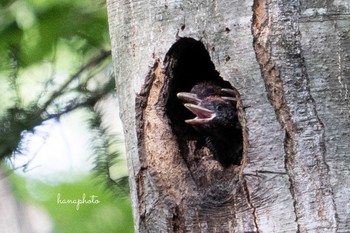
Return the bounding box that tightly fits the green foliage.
[0,0,133,231]
[0,0,109,69]
[90,114,130,196]
[9,173,134,233]
[0,106,42,158]
[0,50,113,160]
[0,0,112,160]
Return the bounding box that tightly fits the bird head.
[177,84,242,166]
[182,96,238,129]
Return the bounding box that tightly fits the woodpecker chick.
[177,81,237,104]
[184,96,238,129]
[177,82,242,166]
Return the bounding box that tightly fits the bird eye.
[217,105,223,112]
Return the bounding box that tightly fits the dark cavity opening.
[164,37,243,167]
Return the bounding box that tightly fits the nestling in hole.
[177,81,242,166]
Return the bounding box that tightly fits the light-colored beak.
[183,103,216,125]
[177,92,201,104]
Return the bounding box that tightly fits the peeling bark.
[134,45,255,232]
[107,0,350,232]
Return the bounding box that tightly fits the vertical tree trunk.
[107,0,350,232]
[0,170,52,233]
[0,171,27,233]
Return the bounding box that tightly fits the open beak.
[221,88,238,103]
[184,103,216,125]
[177,92,201,104]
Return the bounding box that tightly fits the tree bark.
[107,0,350,232]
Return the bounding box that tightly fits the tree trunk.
[0,170,52,233]
[107,0,350,232]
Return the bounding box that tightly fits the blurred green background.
[0,0,133,232]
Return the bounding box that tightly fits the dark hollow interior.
[164,37,242,166]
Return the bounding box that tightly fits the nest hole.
[164,37,243,167]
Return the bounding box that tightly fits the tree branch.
[37,50,111,117]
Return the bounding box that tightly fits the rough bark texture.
[107,0,350,232]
